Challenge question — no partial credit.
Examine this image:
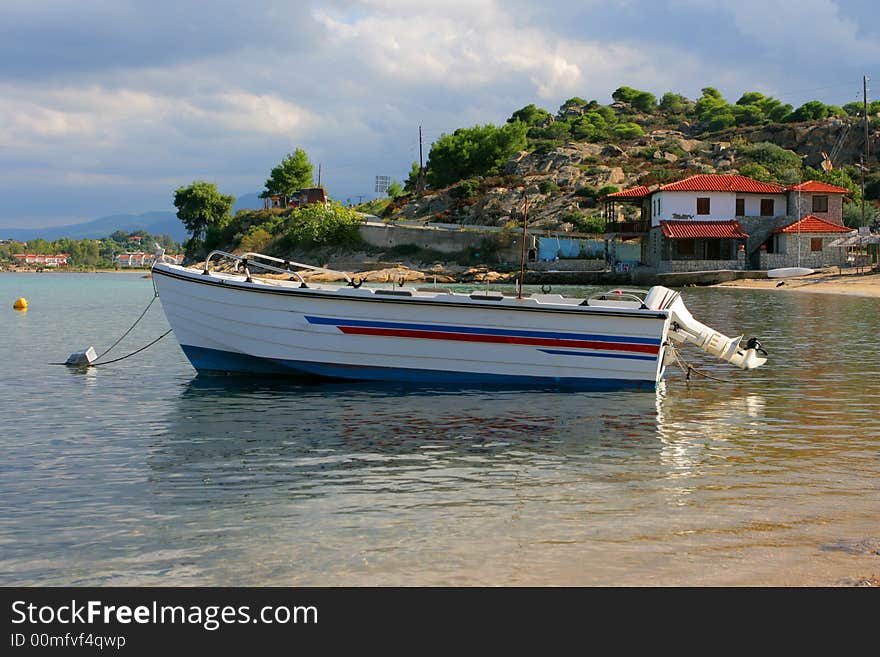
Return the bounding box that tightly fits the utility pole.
[518,194,529,299]
[318,163,322,188]
[865,75,870,160]
[418,126,425,193]
[862,75,869,228]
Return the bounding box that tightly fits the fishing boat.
[151,250,767,389]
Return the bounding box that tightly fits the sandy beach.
[714,268,880,298]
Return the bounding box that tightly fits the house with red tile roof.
[603,174,852,271]
[13,253,70,267]
[761,215,853,269]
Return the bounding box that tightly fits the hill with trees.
[377,86,879,233]
[166,86,880,270]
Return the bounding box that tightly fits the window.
[812,195,828,212]
[811,237,823,252]
[760,199,775,216]
[696,198,710,215]
[676,239,695,256]
[735,198,745,216]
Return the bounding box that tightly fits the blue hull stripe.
[179,345,657,390]
[539,349,657,361]
[304,315,662,345]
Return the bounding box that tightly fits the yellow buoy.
[13,297,28,311]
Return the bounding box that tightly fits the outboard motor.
[644,286,767,370]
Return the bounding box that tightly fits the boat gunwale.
[152,264,670,321]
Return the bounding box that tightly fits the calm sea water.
[1,272,878,586]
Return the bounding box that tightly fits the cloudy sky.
[1,0,877,228]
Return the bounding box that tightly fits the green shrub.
[451,179,481,199]
[529,139,564,155]
[597,185,620,197]
[282,202,364,249]
[739,142,802,182]
[706,112,736,131]
[538,180,560,194]
[561,212,605,234]
[574,185,598,198]
[738,162,774,182]
[238,227,274,253]
[611,122,644,140]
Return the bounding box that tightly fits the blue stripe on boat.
[304,315,662,345]
[538,349,657,361]
[179,345,657,390]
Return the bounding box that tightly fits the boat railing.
[202,250,353,285]
[584,288,647,308]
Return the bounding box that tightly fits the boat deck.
[198,268,648,311]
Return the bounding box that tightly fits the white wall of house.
[736,193,785,217]
[651,191,786,226]
[652,191,735,225]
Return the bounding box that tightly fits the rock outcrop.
[387,116,877,234]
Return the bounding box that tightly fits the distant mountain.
[234,192,264,213]
[1,211,187,243]
[2,190,266,243]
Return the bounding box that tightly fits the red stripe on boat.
[338,327,660,354]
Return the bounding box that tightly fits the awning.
[826,234,880,248]
[660,220,748,239]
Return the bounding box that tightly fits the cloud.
[0,0,877,226]
[0,0,320,81]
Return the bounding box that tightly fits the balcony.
[604,220,650,234]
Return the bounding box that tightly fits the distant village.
[0,232,183,272]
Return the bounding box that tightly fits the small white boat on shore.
[767,267,814,279]
[151,251,767,389]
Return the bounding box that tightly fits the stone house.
[604,174,850,271]
[760,215,853,269]
[786,181,848,226]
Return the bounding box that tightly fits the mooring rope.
[95,291,159,360]
[88,329,173,366]
[669,344,736,384]
[50,287,172,367]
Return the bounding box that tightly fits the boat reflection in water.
[150,378,777,508]
[150,378,670,504]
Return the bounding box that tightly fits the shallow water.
[1,273,878,585]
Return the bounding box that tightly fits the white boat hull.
[767,267,814,278]
[152,263,670,389]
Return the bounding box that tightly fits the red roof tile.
[604,185,651,199]
[660,220,749,239]
[772,215,853,234]
[658,174,785,194]
[786,180,850,194]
